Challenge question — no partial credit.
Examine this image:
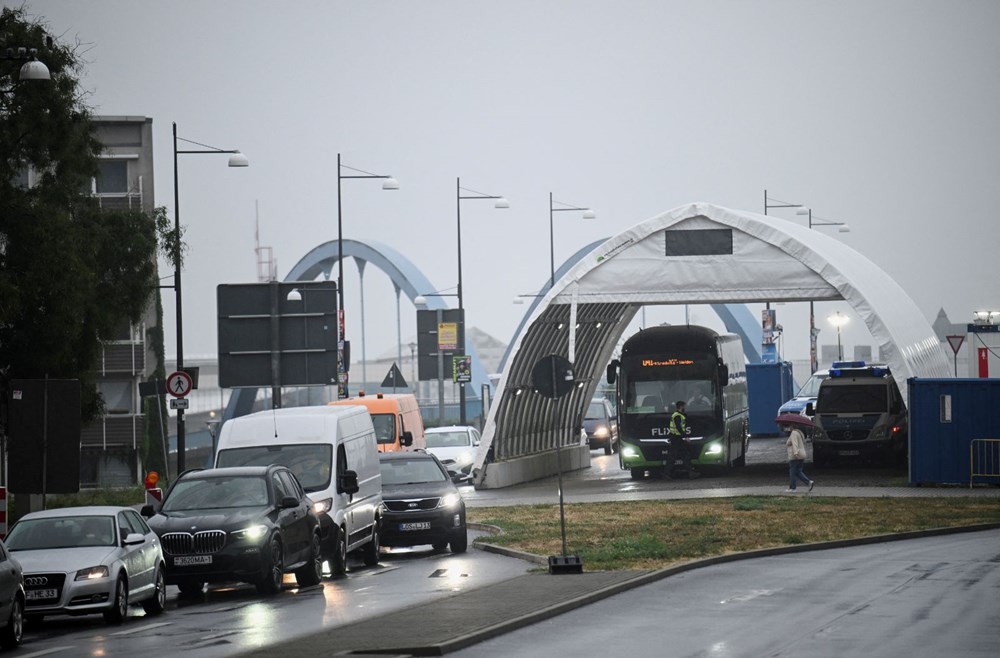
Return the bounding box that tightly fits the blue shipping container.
[747,362,795,437]
[908,378,1000,485]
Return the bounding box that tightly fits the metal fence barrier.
[970,438,1000,488]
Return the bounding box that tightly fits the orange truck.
[329,392,426,452]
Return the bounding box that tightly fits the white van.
[214,405,382,576]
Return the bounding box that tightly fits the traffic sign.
[946,335,965,355]
[167,370,193,398]
[169,398,190,410]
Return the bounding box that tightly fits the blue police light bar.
[832,360,866,369]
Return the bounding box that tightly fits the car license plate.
[399,522,431,531]
[26,589,57,600]
[839,450,861,456]
[174,555,213,566]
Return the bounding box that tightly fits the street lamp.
[796,206,850,373]
[337,154,398,398]
[549,193,595,289]
[828,311,849,361]
[172,122,248,473]
[457,179,508,425]
[1,45,51,81]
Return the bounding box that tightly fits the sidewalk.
[238,483,1000,657]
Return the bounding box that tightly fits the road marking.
[720,589,781,604]
[109,621,173,636]
[429,569,448,578]
[18,648,75,658]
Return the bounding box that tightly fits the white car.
[424,426,481,482]
[5,506,166,624]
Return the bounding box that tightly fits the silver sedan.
[4,506,165,624]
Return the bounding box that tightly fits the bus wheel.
[630,468,644,480]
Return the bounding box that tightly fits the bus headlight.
[705,443,723,455]
[622,446,639,458]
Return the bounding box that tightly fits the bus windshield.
[622,355,718,415]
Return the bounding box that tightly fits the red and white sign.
[167,370,193,398]
[979,348,990,378]
[946,335,965,355]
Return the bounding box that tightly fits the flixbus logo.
[651,427,672,436]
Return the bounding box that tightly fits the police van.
[805,361,907,466]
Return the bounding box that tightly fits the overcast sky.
[22,0,1000,371]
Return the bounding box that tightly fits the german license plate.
[26,589,57,600]
[839,450,861,456]
[174,555,213,566]
[399,522,431,531]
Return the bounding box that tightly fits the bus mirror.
[606,360,619,385]
[718,364,729,385]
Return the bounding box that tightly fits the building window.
[96,160,129,194]
[12,166,30,189]
[99,379,135,414]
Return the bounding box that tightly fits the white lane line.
[18,647,75,658]
[109,621,173,636]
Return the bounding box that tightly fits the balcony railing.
[81,414,146,449]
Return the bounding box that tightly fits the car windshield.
[216,444,332,492]
[380,458,447,485]
[817,384,888,413]
[425,431,470,448]
[797,374,828,398]
[6,516,116,550]
[162,476,270,511]
[372,413,396,444]
[586,402,607,419]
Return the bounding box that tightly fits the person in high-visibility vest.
[668,400,700,479]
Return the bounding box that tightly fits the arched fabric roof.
[474,202,950,486]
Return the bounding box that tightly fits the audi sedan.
[4,506,165,624]
[379,451,467,553]
[142,465,323,596]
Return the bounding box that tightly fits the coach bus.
[606,325,748,479]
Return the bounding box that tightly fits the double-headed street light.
[549,194,595,289]
[457,179,508,424]
[172,122,248,472]
[796,206,850,373]
[336,154,398,398]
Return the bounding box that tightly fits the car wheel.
[361,522,381,567]
[295,532,324,587]
[103,575,129,624]
[257,536,284,595]
[449,530,468,554]
[0,596,23,649]
[604,441,613,455]
[432,540,448,551]
[141,565,166,615]
[177,579,205,597]
[331,525,348,577]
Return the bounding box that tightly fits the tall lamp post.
[549,193,595,289]
[336,154,398,398]
[1,45,51,81]
[172,122,248,472]
[457,179,508,424]
[828,311,849,361]
[797,207,850,373]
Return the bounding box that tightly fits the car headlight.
[312,498,333,515]
[593,426,609,439]
[75,565,109,581]
[622,446,638,458]
[231,524,269,541]
[438,493,462,509]
[705,443,723,455]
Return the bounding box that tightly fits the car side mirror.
[805,402,815,416]
[401,431,414,447]
[280,496,300,509]
[140,504,156,518]
[338,469,360,495]
[123,532,146,546]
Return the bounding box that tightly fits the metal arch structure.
[500,239,764,375]
[223,238,489,421]
[473,202,951,489]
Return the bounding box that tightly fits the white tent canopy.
[475,202,950,488]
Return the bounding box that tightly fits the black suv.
[378,452,467,553]
[141,465,322,595]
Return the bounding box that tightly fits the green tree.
[1,7,173,474]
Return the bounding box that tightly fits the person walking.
[784,422,814,492]
[668,400,699,479]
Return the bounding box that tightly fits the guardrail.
[970,438,1000,487]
